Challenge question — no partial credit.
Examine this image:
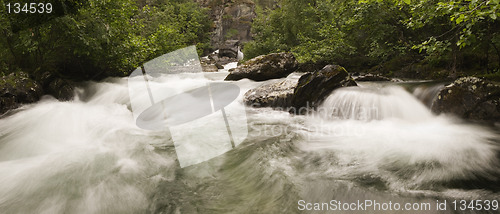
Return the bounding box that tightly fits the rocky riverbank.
[3,51,499,124]
[0,72,43,114]
[0,71,75,115]
[230,52,499,122]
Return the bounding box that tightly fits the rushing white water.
[301,84,499,192]
[0,72,499,213]
[412,83,446,107]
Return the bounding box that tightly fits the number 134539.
[6,3,52,14]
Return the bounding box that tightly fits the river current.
[1,63,499,213]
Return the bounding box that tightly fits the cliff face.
[196,0,277,50]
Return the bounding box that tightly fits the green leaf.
[456,14,465,24]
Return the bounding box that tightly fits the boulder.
[0,72,43,114]
[218,40,240,59]
[292,65,357,113]
[243,78,298,109]
[431,77,500,122]
[215,63,224,69]
[354,74,391,82]
[47,78,74,101]
[38,71,74,101]
[202,63,219,72]
[224,52,298,81]
[218,56,238,65]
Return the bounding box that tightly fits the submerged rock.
[292,65,357,113]
[224,52,298,81]
[243,78,298,109]
[0,72,43,114]
[431,77,500,122]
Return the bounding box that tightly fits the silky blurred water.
[0,72,499,214]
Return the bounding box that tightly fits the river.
[0,63,499,213]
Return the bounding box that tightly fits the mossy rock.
[224,52,298,81]
[431,77,500,122]
[0,72,43,114]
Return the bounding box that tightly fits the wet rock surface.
[0,72,43,114]
[292,65,357,112]
[354,74,391,82]
[242,64,357,113]
[224,52,298,81]
[431,77,500,122]
[243,78,298,109]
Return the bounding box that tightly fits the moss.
[222,14,233,20]
[224,28,239,39]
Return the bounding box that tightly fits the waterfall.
[299,83,499,191]
[319,85,433,121]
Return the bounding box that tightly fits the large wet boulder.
[47,79,74,101]
[39,71,74,101]
[431,77,500,122]
[224,52,298,81]
[243,78,298,109]
[292,65,357,113]
[0,72,43,114]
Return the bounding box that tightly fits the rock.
[218,40,240,59]
[0,72,43,114]
[390,78,403,82]
[215,63,224,69]
[202,63,219,72]
[207,2,256,48]
[431,77,500,122]
[292,65,357,113]
[208,54,219,63]
[354,74,391,82]
[47,78,74,101]
[224,52,298,81]
[218,56,238,65]
[243,78,298,109]
[38,71,75,101]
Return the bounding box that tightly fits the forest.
[1,0,499,87]
[0,0,211,81]
[1,1,500,213]
[246,0,500,80]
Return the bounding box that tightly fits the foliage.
[245,0,500,76]
[0,0,211,80]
